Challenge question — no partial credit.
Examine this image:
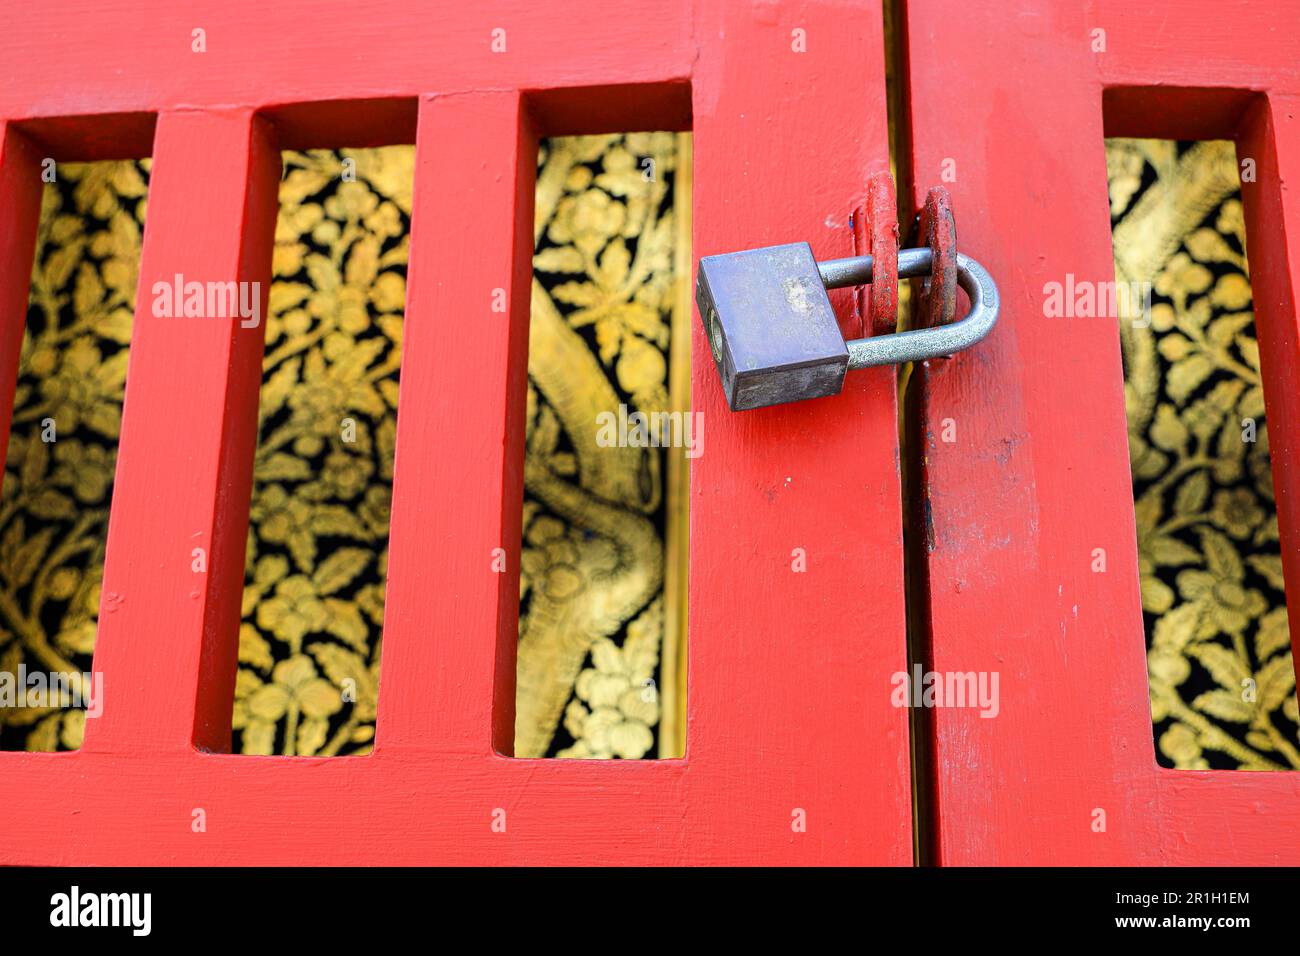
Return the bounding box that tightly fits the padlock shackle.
[817,247,934,289]
[818,249,1000,369]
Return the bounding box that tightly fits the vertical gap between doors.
[888,0,939,867]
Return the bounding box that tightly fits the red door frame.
[904,0,1300,864]
[0,1,912,865]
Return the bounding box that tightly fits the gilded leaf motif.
[1109,138,1299,770]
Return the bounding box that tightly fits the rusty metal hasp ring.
[695,242,999,412]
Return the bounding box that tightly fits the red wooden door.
[904,0,1300,864]
[0,2,912,864]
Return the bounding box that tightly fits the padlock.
[695,242,847,412]
[696,242,1000,412]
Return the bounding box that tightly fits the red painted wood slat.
[84,110,279,756]
[686,0,911,863]
[376,91,536,757]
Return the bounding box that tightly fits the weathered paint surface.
[866,171,899,335]
[906,0,1300,864]
[0,0,911,865]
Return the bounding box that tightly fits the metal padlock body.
[696,242,847,411]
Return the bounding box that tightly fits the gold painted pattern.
[1,136,687,759]
[0,160,147,751]
[521,132,686,758]
[232,148,409,756]
[1108,138,1298,770]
